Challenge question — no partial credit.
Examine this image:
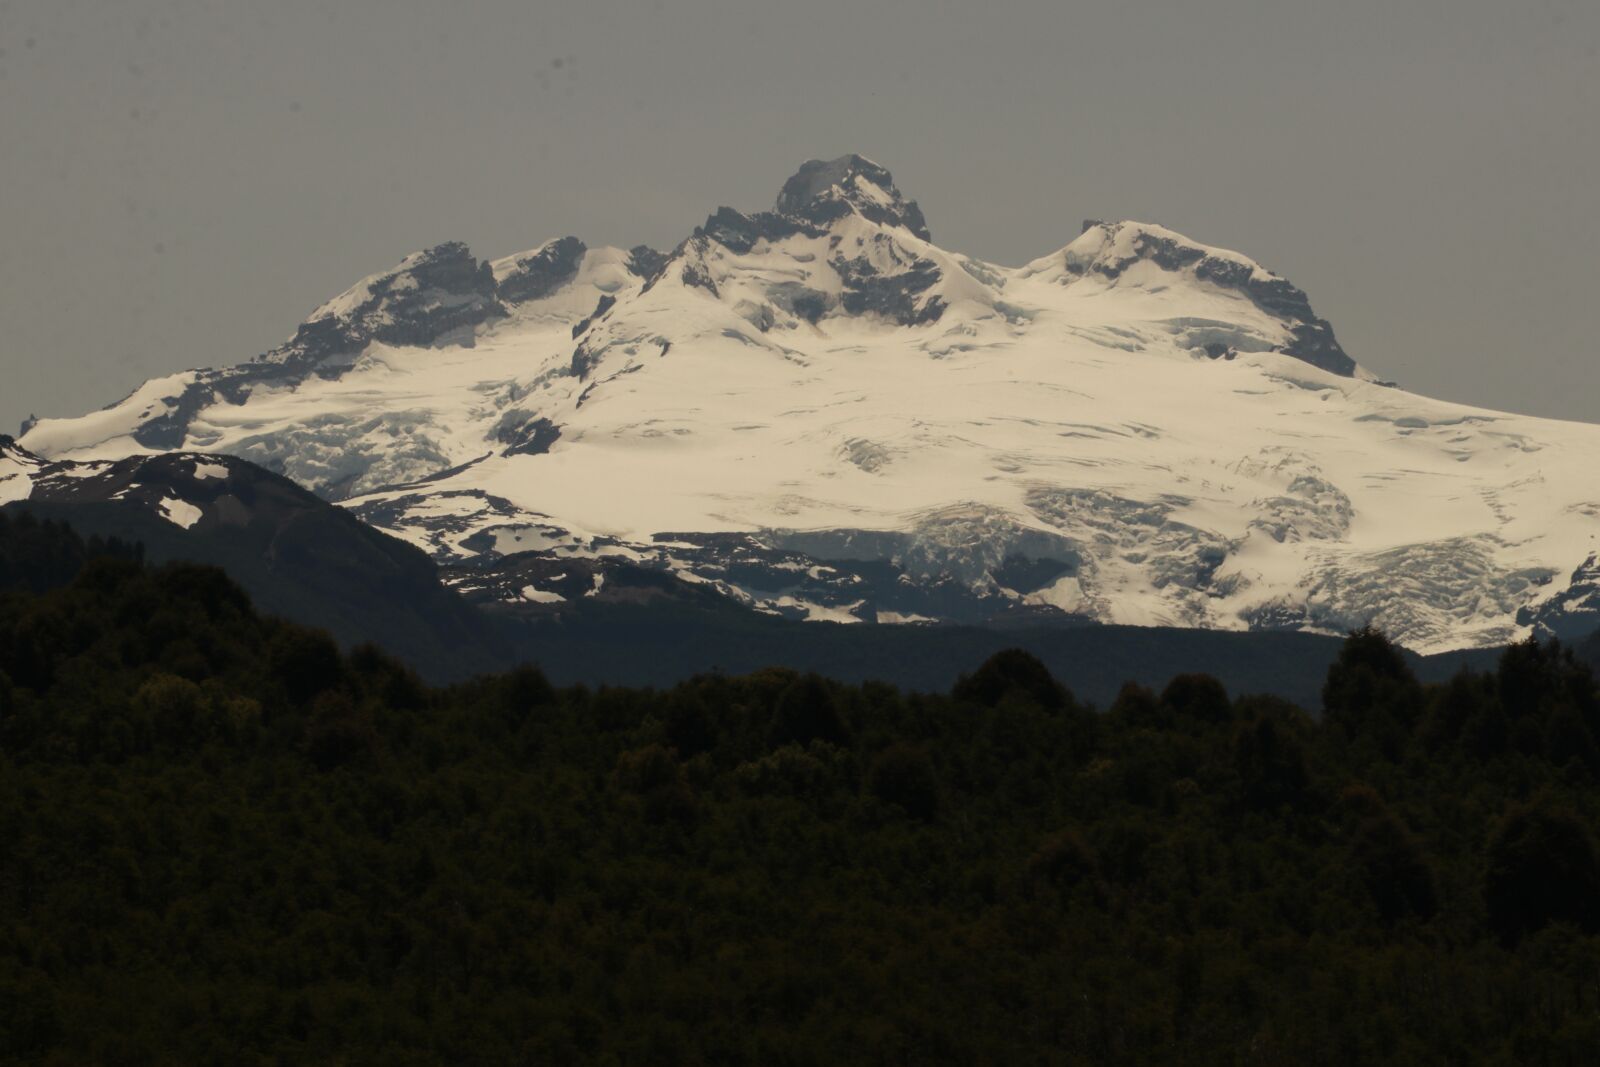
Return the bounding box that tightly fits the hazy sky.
[2,0,1596,435]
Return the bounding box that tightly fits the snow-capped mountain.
[19,155,1600,652]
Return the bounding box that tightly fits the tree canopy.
[2,519,1599,1063]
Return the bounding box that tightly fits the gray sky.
[2,0,1596,435]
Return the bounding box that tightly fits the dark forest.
[2,513,1599,1064]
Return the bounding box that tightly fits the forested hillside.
[2,516,1600,1064]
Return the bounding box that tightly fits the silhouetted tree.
[1351,811,1438,923]
[303,690,378,770]
[613,743,696,825]
[868,743,940,820]
[1161,673,1231,727]
[1323,627,1421,750]
[1108,681,1163,728]
[268,626,343,705]
[952,649,1067,711]
[662,688,717,757]
[1419,670,1495,754]
[348,643,426,711]
[1485,800,1600,943]
[159,562,254,622]
[1233,714,1310,810]
[769,673,850,748]
[1545,705,1600,776]
[131,673,211,746]
[500,663,557,717]
[1025,829,1104,904]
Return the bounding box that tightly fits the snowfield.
[18,156,1600,652]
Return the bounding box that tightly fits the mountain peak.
[774,155,932,241]
[1061,220,1359,378]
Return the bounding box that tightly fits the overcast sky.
[2,0,1596,435]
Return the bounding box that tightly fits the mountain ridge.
[2,434,505,681]
[17,155,1600,653]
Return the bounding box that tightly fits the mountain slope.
[20,155,1600,652]
[1,436,503,680]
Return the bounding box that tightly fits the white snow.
[0,474,30,506]
[22,201,1600,653]
[20,371,198,459]
[308,250,426,323]
[157,497,203,529]
[877,611,936,624]
[0,445,41,504]
[768,596,865,623]
[192,460,229,481]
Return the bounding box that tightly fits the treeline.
[0,511,142,593]
[1,517,1600,1063]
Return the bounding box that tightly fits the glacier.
[18,154,1600,653]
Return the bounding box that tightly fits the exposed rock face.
[569,337,602,380]
[129,242,508,451]
[694,206,819,254]
[689,158,932,254]
[831,251,946,326]
[131,379,235,451]
[1520,554,1600,642]
[775,155,932,241]
[496,236,586,304]
[289,241,503,361]
[681,161,950,327]
[571,295,617,339]
[449,525,1093,628]
[625,244,669,280]
[767,282,831,324]
[1068,220,1357,377]
[494,414,562,457]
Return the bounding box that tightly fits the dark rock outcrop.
[571,294,617,339]
[1070,221,1357,377]
[688,156,931,261]
[497,236,586,303]
[128,242,508,451]
[768,282,832,324]
[1520,554,1600,643]
[694,207,819,254]
[626,244,669,280]
[680,158,944,326]
[775,155,932,241]
[494,415,563,458]
[832,252,946,326]
[286,241,503,360]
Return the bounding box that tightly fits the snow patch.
[158,497,203,530]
